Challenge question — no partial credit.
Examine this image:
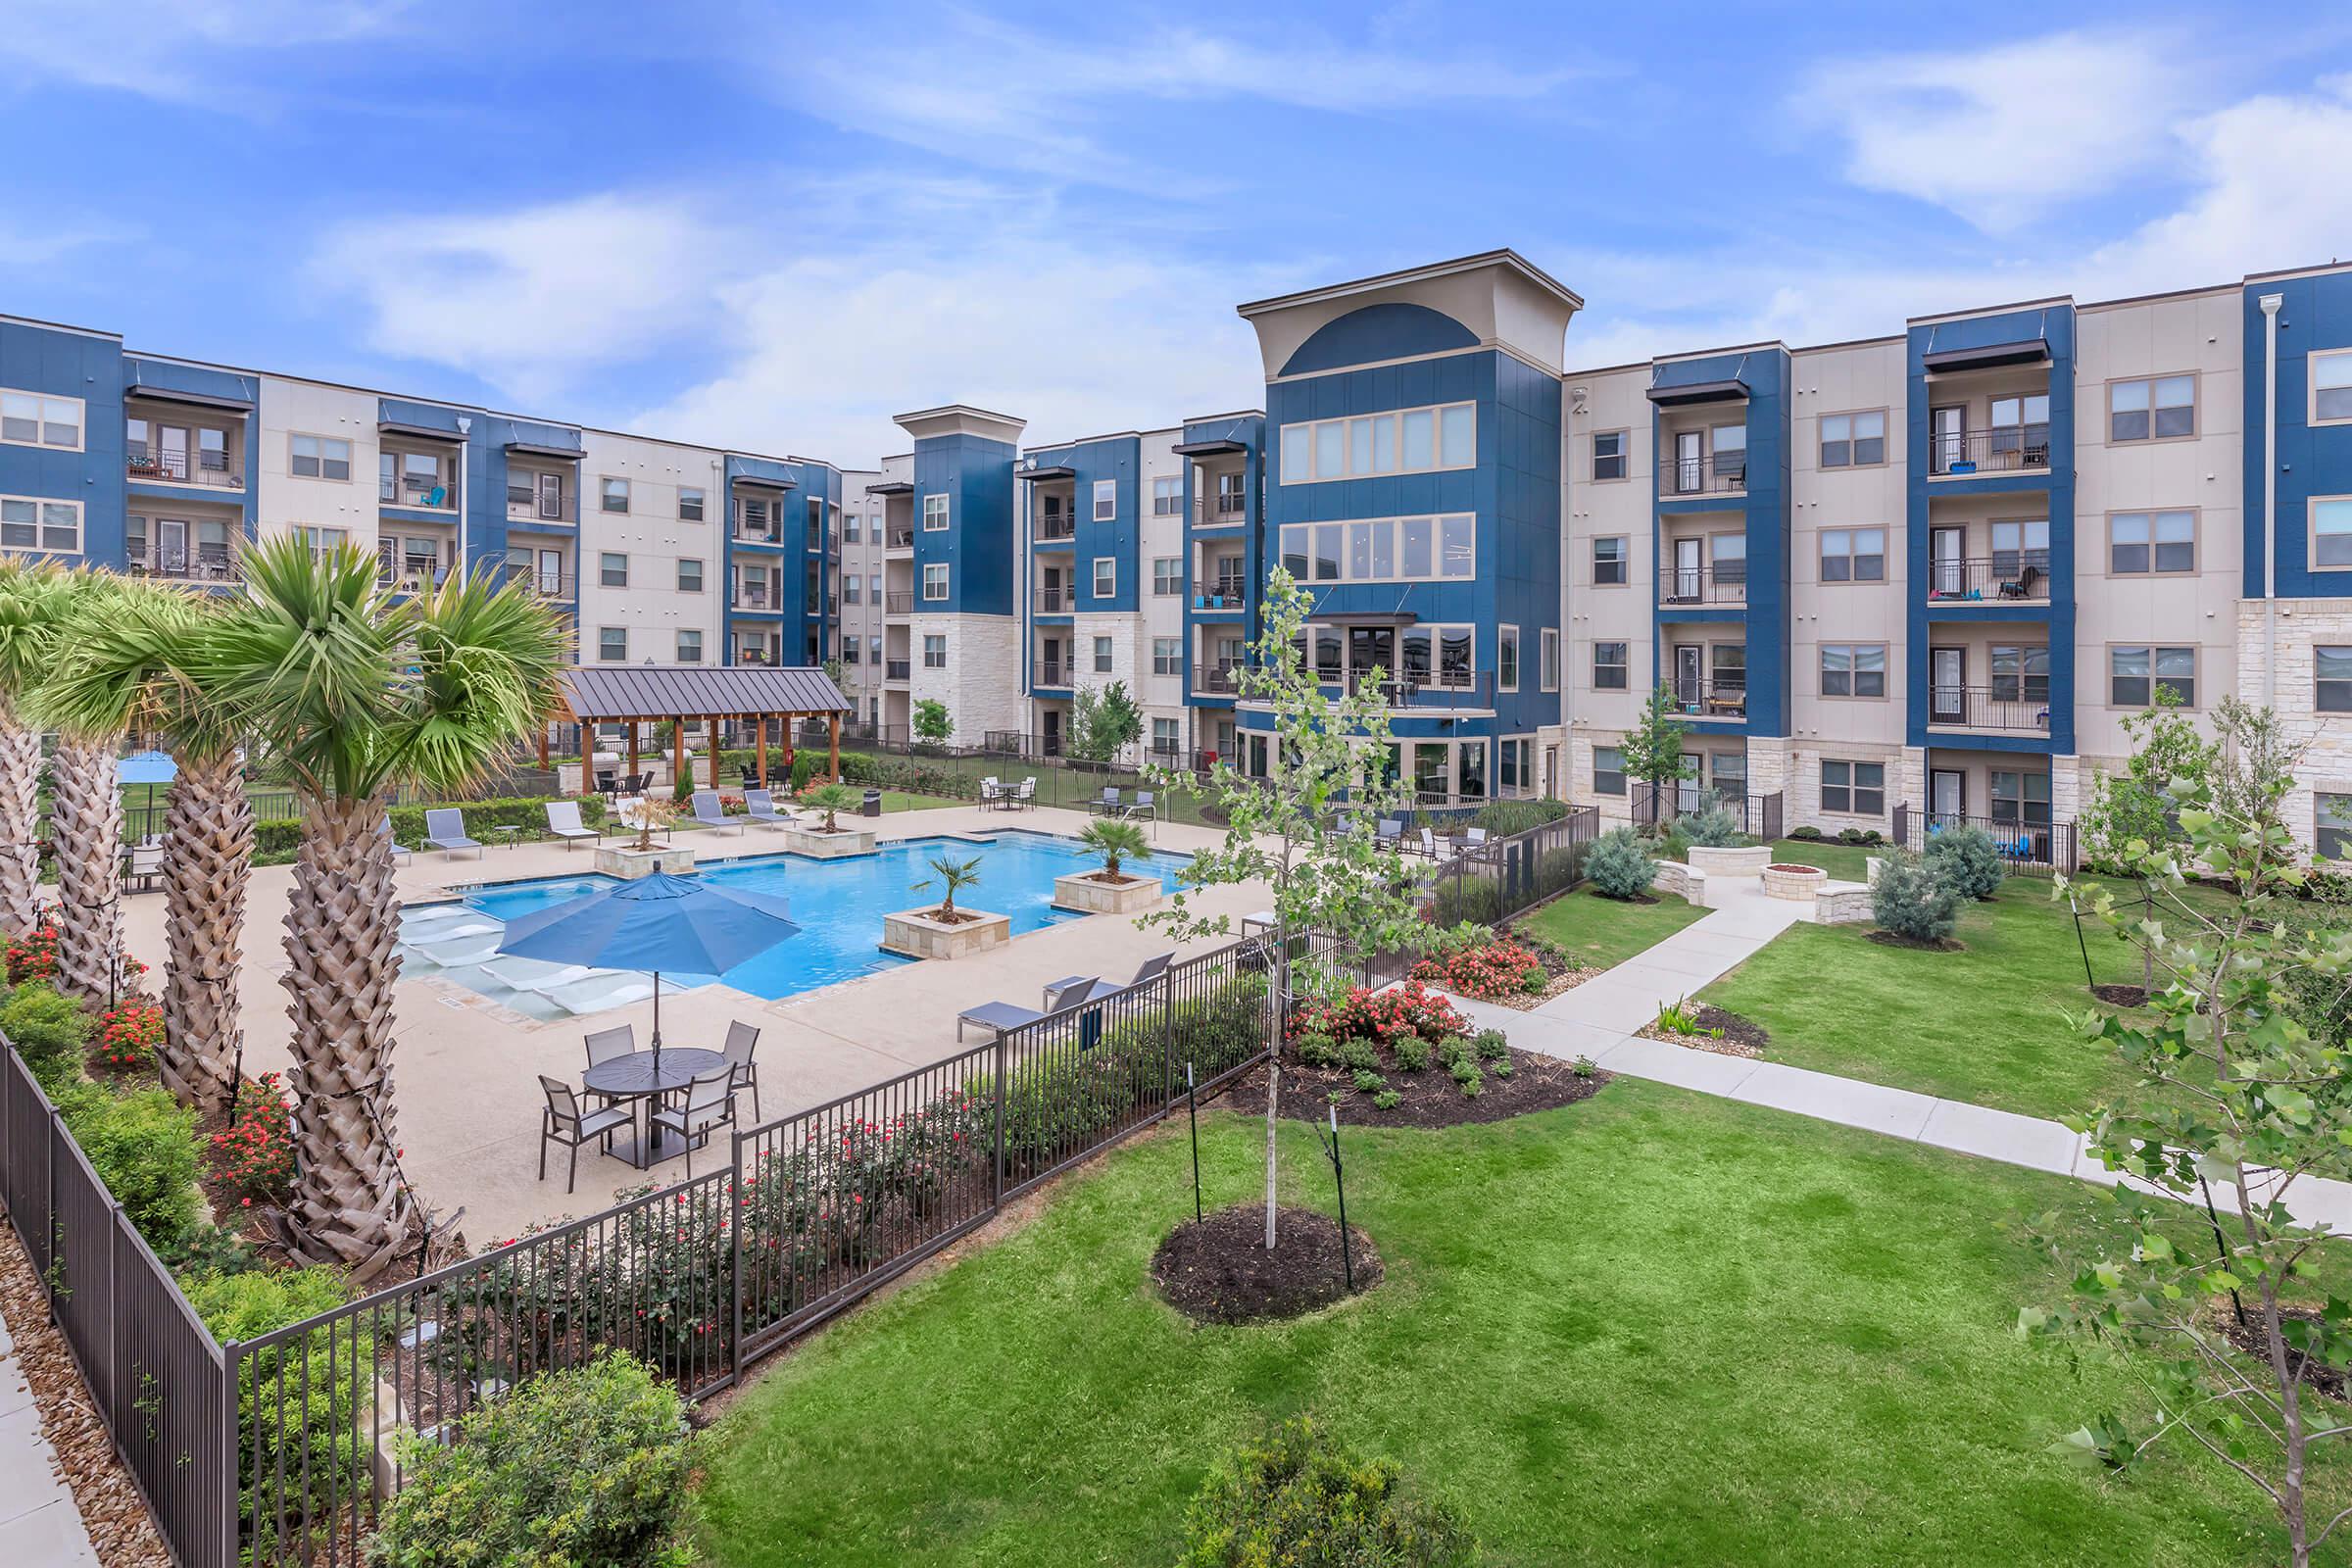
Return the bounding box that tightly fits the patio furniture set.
[1085,788,1157,821]
[954,952,1174,1043]
[977,776,1037,810]
[416,791,819,860]
[536,1018,765,1192]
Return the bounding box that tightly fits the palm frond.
[26,576,227,750]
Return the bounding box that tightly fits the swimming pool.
[396,831,1191,1015]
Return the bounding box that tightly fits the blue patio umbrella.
[119,750,176,812]
[493,872,799,1071]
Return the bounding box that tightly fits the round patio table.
[581,1047,726,1169]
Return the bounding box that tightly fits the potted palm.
[781,779,876,859]
[599,793,694,878]
[883,851,1010,958]
[1054,818,1163,915]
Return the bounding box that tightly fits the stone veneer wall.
[908,612,1025,745]
[2239,599,2352,854]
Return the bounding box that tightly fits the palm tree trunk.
[276,794,416,1284]
[48,738,120,1002]
[0,717,40,937]
[158,753,252,1116]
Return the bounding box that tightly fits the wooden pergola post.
[672,719,686,795]
[627,721,640,785]
[755,713,768,790]
[829,711,841,784]
[536,721,550,771]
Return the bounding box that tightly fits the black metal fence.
[1894,808,2078,875]
[1630,785,1784,841]
[1416,805,1600,928]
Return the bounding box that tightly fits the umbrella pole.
[651,971,662,1071]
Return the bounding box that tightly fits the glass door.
[1673,645,1703,710]
[1930,646,1966,723]
[1674,430,1702,494]
[1673,537,1702,602]
[1930,768,1964,827]
[1930,406,1965,473]
[1930,526,1964,597]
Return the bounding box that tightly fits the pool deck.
[114,804,1271,1245]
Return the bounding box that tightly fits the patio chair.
[376,816,412,867]
[979,776,1004,808]
[1419,827,1440,858]
[124,841,164,893]
[593,767,620,799]
[690,790,743,836]
[956,975,1101,1043]
[1045,952,1173,1006]
[582,1023,635,1107]
[1462,827,1489,849]
[650,1067,738,1177]
[722,1019,762,1122]
[1090,787,1122,817]
[537,1075,628,1195]
[544,800,601,851]
[1375,818,1403,848]
[1011,777,1037,810]
[1121,791,1156,822]
[422,808,483,859]
[743,789,795,828]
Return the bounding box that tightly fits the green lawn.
[695,1088,2319,1566]
[1701,878,2166,1120]
[1760,837,1878,881]
[1518,887,1710,971]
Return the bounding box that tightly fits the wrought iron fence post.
[728,1129,746,1388]
[1160,971,1176,1113]
[217,1340,240,1567]
[991,1029,1008,1210]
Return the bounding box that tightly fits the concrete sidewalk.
[0,1308,98,1563]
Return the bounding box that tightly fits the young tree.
[2078,687,2212,873]
[1067,680,1144,765]
[1076,817,1149,881]
[1143,566,1424,1250]
[911,698,952,746]
[1620,682,1694,823]
[2026,710,2352,1568]
[913,853,982,919]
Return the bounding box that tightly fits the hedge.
[250,794,611,865]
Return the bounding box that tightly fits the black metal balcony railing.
[885,591,913,614]
[501,568,574,600]
[1916,812,2076,875]
[1035,514,1076,542]
[126,454,243,490]
[1194,496,1247,525]
[1193,663,1242,696]
[1315,669,1497,709]
[736,650,773,666]
[887,527,913,549]
[1034,661,1069,687]
[1036,586,1070,612]
[1927,684,2052,732]
[1925,555,2051,602]
[1665,678,1747,720]
[1657,564,1748,606]
[1659,452,1746,496]
[1194,581,1248,610]
[731,524,782,544]
[730,584,773,610]
[125,549,238,584]
[885,659,910,681]
[1928,426,2052,476]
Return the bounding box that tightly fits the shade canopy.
[495,872,800,978]
[119,751,178,786]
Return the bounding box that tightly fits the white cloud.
[1797,29,2199,230]
[0,0,410,105]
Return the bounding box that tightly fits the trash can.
[860,789,883,818]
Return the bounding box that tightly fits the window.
[1821,760,1886,816]
[290,525,346,559]
[1593,746,1626,796]
[1093,636,1113,674]
[842,513,859,542]
[1152,637,1181,676]
[1279,401,1477,484]
[1989,393,2052,465]
[1989,644,2051,704]
[868,573,881,603]
[1093,479,1116,521]
[2319,647,2352,712]
[843,641,860,664]
[1989,518,2049,580]
[2320,795,2352,859]
[1152,716,1180,755]
[1152,475,1181,515]
[1592,641,1629,690]
[1496,626,1519,693]
[0,497,80,553]
[868,635,881,662]
[2,391,79,449]
[2109,511,2195,574]
[922,634,947,668]
[1153,557,1182,596]
[679,487,705,522]
[1277,514,1474,584]
[2111,645,2197,708]
[1820,643,1887,698]
[599,553,628,588]
[922,493,950,531]
[597,626,626,662]
[1592,430,1627,481]
[1092,557,1116,598]
[289,434,351,480]
[2313,499,2352,569]
[1710,423,1747,485]
[1820,411,1886,468]
[1592,536,1628,586]
[1541,628,1560,692]
[676,629,703,662]
[922,563,949,601]
[2111,375,2195,442]
[1991,770,2052,828]
[2316,351,2352,424]
[1820,527,1886,583]
[842,575,859,604]
[600,477,629,514]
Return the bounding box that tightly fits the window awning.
[1016,466,1076,482]
[378,420,466,444]
[863,480,913,496]
[1646,378,1746,407]
[1311,610,1420,627]
[125,383,255,413]
[1171,438,1247,457]
[733,472,797,492]
[506,440,583,462]
[1921,339,2049,373]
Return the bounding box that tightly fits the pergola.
[547,665,854,790]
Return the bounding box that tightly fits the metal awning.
[1921,339,2049,373]
[1171,438,1247,457]
[378,420,466,444]
[1646,378,1746,407]
[506,440,583,462]
[124,383,255,413]
[733,472,797,492]
[863,481,913,496]
[1311,610,1419,626]
[558,664,850,723]
[1015,466,1076,482]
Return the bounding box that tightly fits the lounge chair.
[743,789,795,828]
[422,808,483,859]
[1045,952,1173,1006]
[956,974,1101,1043]
[1088,788,1122,817]
[690,790,743,836]
[547,973,658,1015]
[537,1076,628,1195]
[480,958,612,995]
[418,936,502,969]
[544,800,601,851]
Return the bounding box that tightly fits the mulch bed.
[2209,1300,2351,1403]
[1639,1003,1771,1059]
[1151,1203,1382,1325]
[1867,930,1965,953]
[1222,1048,1609,1130]
[2090,983,2151,1007]
[0,1214,172,1565]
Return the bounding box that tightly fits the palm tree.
[1076,818,1149,881]
[800,781,858,832]
[0,563,74,937]
[914,853,982,920]
[32,580,248,1112]
[203,538,564,1282]
[37,571,133,1003]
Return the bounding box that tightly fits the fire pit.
[1760,862,1828,901]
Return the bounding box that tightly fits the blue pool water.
[457,831,1192,1002]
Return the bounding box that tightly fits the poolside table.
[580,1046,727,1169]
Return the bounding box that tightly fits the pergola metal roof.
[558,665,850,723]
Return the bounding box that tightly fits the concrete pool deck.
[112,803,1272,1245]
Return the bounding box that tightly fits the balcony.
[125,547,238,585]
[1924,556,2050,604]
[1035,514,1076,543]
[885,659,910,682]
[506,493,574,527]
[1657,564,1748,607]
[1193,663,1242,697]
[1659,452,1746,497]
[1927,684,2052,734]
[501,567,574,600]
[735,650,774,666]
[1193,495,1247,526]
[886,526,913,550]
[1193,582,1248,611]
[125,452,243,491]
[730,583,777,611]
[731,520,783,545]
[885,591,913,614]
[1036,585,1070,612]
[1034,660,1069,688]
[1311,669,1497,710]
[380,564,451,596]
[1664,678,1746,721]
[1927,426,2051,477]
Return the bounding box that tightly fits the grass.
[1518,886,1710,970]
[1762,837,1879,881]
[696,1087,2321,1566]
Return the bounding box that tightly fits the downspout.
[2260,293,2283,707]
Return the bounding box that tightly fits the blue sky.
[4,1,2349,466]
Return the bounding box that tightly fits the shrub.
[1178,1417,1477,1568]
[1429,876,1501,927]
[1449,1057,1480,1088]
[94,999,162,1074]
[0,980,85,1088]
[1492,1057,1513,1080]
[1923,823,2006,902]
[1788,824,1824,841]
[1872,851,1962,944]
[210,1074,297,1208]
[1435,1035,1472,1071]
[1584,827,1657,901]
[1470,797,1568,836]
[1372,1089,1401,1110]
[1835,826,1885,847]
[54,1082,200,1247]
[3,918,57,983]
[1337,1038,1382,1074]
[1295,1031,1342,1069]
[1351,1068,1384,1094]
[1472,1028,1509,1062]
[1673,803,1749,849]
[1289,982,1465,1054]
[1408,932,1544,1001]
[1572,1054,1596,1079]
[1391,1038,1428,1073]
[369,1351,693,1568]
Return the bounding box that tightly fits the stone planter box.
[596,843,696,879]
[881,906,1010,960]
[1760,862,1827,901]
[780,825,877,859]
[1052,869,1163,915]
[1687,844,1774,877]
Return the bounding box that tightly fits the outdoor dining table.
[580,1046,727,1170]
